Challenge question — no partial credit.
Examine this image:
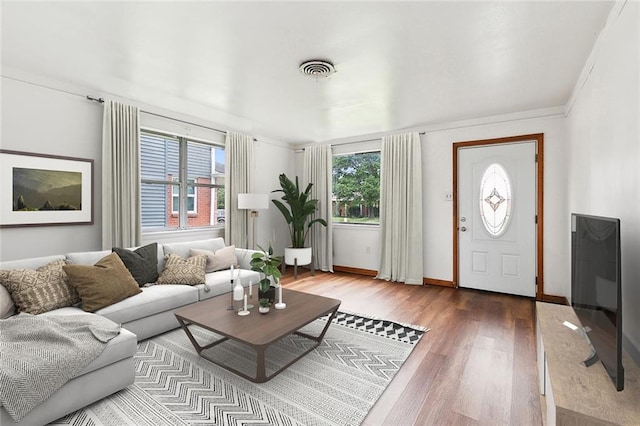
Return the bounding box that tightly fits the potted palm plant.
[272,173,328,267]
[249,244,282,305]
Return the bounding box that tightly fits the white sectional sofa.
[0,238,259,426]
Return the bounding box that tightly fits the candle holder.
[238,292,250,315]
[227,265,236,310]
[246,280,254,309]
[227,278,235,310]
[275,284,286,310]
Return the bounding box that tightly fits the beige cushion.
[64,253,142,312]
[0,260,81,315]
[0,281,15,318]
[156,253,206,285]
[190,246,238,273]
[162,238,226,259]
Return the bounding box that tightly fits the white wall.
[566,2,639,355]
[0,77,294,260]
[310,111,568,295]
[424,114,568,295]
[0,78,103,260]
[254,140,296,256]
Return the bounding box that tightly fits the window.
[332,151,380,224]
[140,130,225,231]
[479,163,512,237]
[171,178,196,213]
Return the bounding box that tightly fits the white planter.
[284,247,312,266]
[259,306,270,314]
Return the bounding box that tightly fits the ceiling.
[1,1,613,145]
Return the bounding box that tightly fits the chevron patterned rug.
[51,311,427,426]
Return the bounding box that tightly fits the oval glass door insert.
[479,163,512,237]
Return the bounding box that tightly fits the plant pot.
[259,306,270,314]
[284,247,312,266]
[258,286,276,304]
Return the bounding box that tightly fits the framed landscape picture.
[0,150,94,228]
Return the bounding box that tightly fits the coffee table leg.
[255,346,267,382]
[176,307,341,384]
[176,316,228,353]
[295,306,340,343]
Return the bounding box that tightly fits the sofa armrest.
[235,248,260,269]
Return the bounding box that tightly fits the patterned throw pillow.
[189,246,238,273]
[0,259,81,315]
[156,253,207,285]
[113,243,159,286]
[64,253,142,312]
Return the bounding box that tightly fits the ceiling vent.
[299,60,336,80]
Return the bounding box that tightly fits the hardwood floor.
[280,270,543,426]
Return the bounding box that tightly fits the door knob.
[460,226,467,232]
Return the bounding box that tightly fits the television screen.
[571,213,623,391]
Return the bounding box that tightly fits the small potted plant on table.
[250,244,282,307]
[258,298,271,314]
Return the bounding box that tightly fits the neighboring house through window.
[140,130,225,232]
[171,177,196,214]
[332,151,380,224]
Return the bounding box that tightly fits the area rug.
[51,311,427,426]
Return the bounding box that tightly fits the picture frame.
[0,149,94,228]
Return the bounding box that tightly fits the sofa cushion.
[196,269,262,300]
[0,282,15,318]
[39,309,138,376]
[65,250,111,266]
[96,284,198,325]
[64,253,142,312]
[0,260,81,315]
[112,243,159,286]
[0,255,66,271]
[156,254,207,285]
[190,246,238,273]
[162,238,226,262]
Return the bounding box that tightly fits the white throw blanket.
[0,313,121,422]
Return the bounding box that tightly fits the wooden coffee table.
[174,288,341,383]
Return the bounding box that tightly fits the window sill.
[142,226,223,236]
[332,222,380,229]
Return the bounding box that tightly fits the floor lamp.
[238,193,269,249]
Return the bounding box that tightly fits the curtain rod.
[298,131,426,151]
[86,95,257,141]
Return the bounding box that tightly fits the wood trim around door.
[452,133,546,300]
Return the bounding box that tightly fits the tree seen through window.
[332,151,380,224]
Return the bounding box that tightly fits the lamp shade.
[238,193,269,210]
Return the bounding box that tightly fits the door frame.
[453,133,550,301]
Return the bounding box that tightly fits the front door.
[458,142,536,297]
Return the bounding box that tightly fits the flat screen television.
[571,213,623,391]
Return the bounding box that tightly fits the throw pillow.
[189,245,238,273]
[0,280,16,318]
[0,260,81,315]
[63,252,142,312]
[112,242,159,286]
[156,253,207,285]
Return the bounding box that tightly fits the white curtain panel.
[303,144,334,272]
[224,131,253,248]
[101,100,141,249]
[377,132,424,284]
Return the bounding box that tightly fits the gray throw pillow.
[113,243,159,286]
